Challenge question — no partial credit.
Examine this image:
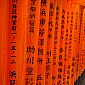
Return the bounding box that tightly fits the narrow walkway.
[74,69,85,85]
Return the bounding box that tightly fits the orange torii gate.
[1,0,85,85]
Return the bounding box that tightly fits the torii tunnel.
[1,0,85,85]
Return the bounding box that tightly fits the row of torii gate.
[1,0,85,85]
